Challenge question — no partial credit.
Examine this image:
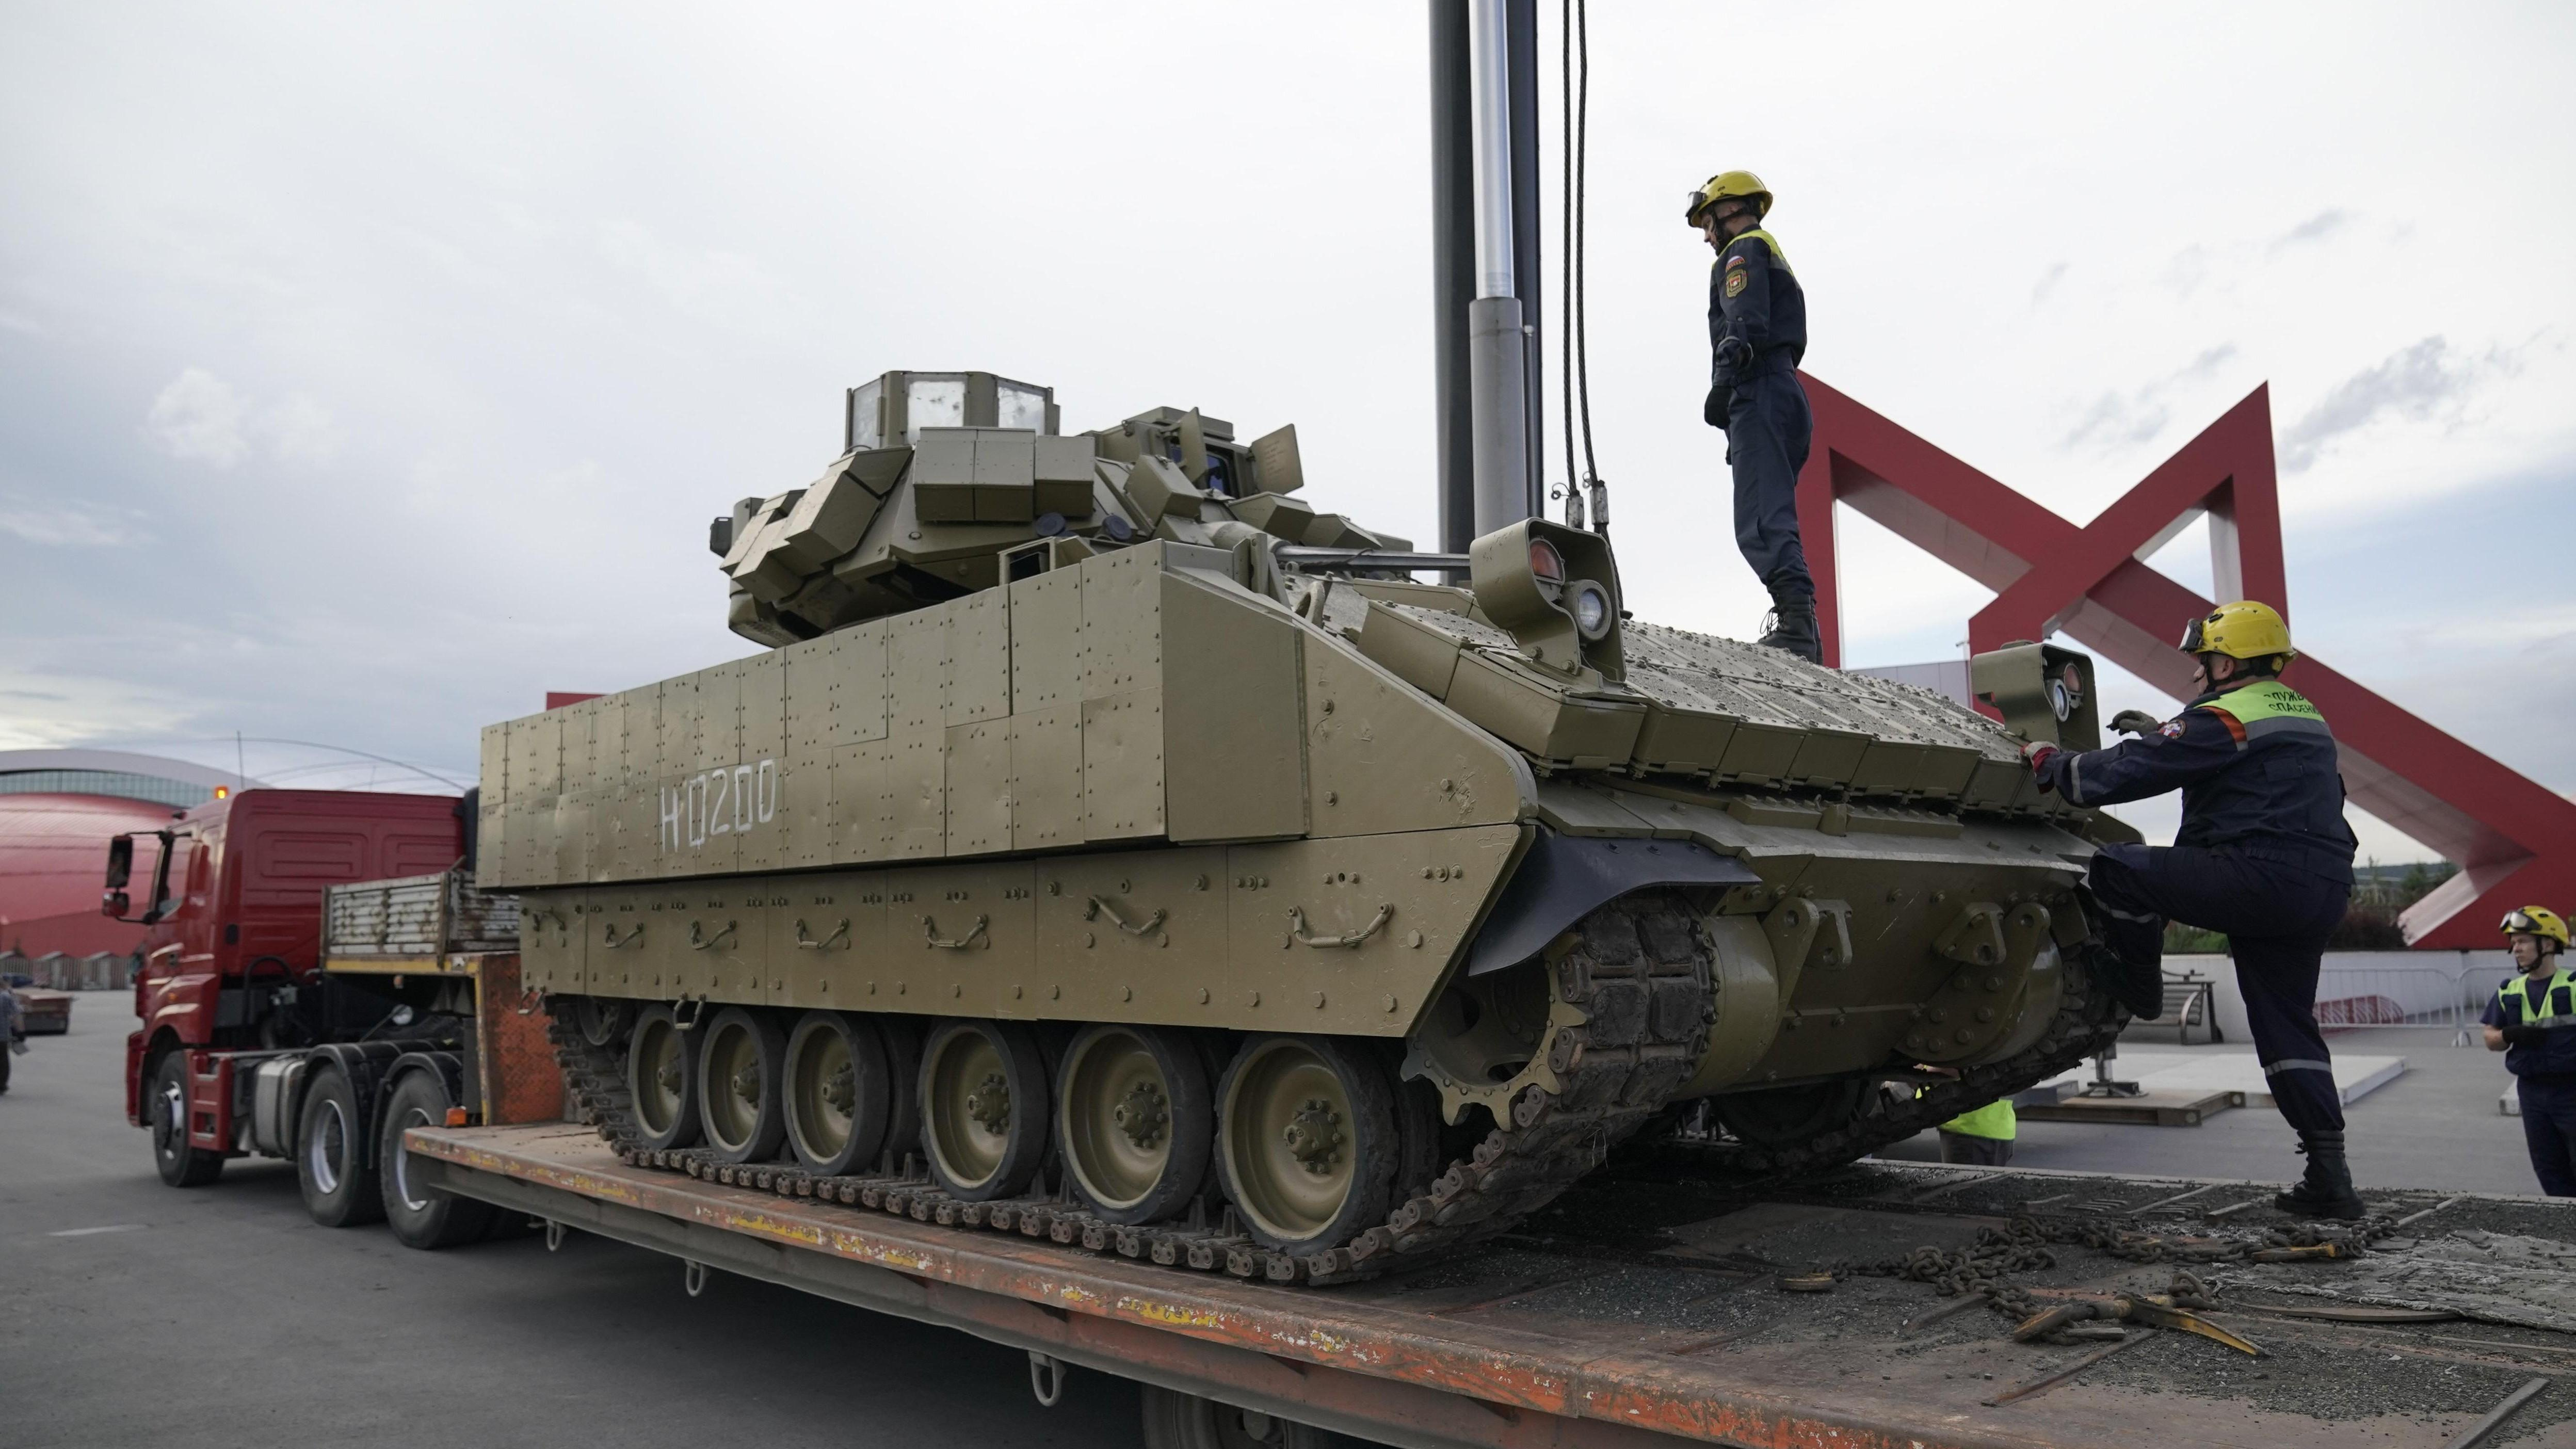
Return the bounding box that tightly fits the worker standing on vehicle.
[2484,907,2576,1196]
[2020,601,2361,1218]
[1938,1099,2016,1166]
[1686,170,1818,663]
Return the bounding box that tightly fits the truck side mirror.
[103,889,132,920]
[105,835,133,889]
[1971,640,2102,751]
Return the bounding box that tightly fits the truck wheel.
[147,1052,224,1188]
[1138,1385,1361,1447]
[378,1072,499,1250]
[628,1005,703,1152]
[297,1066,385,1227]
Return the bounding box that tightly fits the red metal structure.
[1794,376,2576,949]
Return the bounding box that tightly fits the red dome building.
[0,750,255,959]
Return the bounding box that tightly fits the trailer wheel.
[1138,1384,1362,1447]
[297,1066,384,1227]
[379,1072,499,1249]
[147,1052,223,1188]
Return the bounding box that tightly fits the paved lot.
[0,1010,1140,1449]
[1876,1024,2547,1195]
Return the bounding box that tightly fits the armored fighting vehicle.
[484,369,2132,1283]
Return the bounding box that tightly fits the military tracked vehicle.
[484,368,2133,1283]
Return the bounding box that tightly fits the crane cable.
[1558,0,1604,535]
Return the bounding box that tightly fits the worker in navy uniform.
[2484,907,2576,1196]
[1686,170,1818,663]
[2020,601,2362,1218]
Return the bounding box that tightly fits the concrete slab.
[2039,1047,2406,1108]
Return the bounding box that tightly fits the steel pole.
[1466,0,1530,537]
[1428,0,1475,553]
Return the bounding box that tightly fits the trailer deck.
[409,1122,2576,1449]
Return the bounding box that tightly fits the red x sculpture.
[1794,375,2576,949]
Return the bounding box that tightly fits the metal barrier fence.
[2163,951,2518,1046]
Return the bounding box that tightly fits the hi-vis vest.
[2499,967,2576,1025]
[2498,965,2576,1078]
[1718,227,1793,275]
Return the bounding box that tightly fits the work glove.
[2021,738,2060,791]
[1703,383,1730,428]
[2110,709,2162,736]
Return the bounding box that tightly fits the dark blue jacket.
[1709,228,1807,402]
[2033,679,2357,884]
[2484,965,2576,1079]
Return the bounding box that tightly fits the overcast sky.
[3,4,2569,859]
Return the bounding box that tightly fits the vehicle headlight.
[1569,581,1613,640]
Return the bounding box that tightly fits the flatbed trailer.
[408,1122,2576,1448]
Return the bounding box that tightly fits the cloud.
[2060,345,2239,450]
[141,368,340,468]
[2278,336,2514,471]
[144,366,249,466]
[257,393,341,464]
[2031,261,2069,305]
[2271,208,2351,251]
[0,501,142,547]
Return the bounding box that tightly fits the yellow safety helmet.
[1685,170,1772,226]
[2177,600,2295,667]
[2503,906,2572,950]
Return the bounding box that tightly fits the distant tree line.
[2162,859,2457,954]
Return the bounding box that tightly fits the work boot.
[2273,1130,2365,1220]
[1757,592,1823,664]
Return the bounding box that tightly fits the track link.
[547,890,1713,1286]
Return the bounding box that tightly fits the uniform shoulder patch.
[2157,719,2185,739]
[1724,252,1748,269]
[1724,267,1749,298]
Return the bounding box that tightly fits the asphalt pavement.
[0,1008,1142,1448]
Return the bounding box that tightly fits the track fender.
[1466,829,1759,975]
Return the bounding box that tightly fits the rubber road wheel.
[627,1005,702,1152]
[698,1008,789,1164]
[873,1014,924,1168]
[1215,1036,1396,1252]
[783,1011,893,1174]
[1137,1384,1366,1448]
[377,1071,500,1249]
[575,995,636,1052]
[919,1018,1049,1201]
[147,1052,223,1188]
[1057,1024,1212,1225]
[297,1066,384,1227]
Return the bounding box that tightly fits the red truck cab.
[118,790,465,1153]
